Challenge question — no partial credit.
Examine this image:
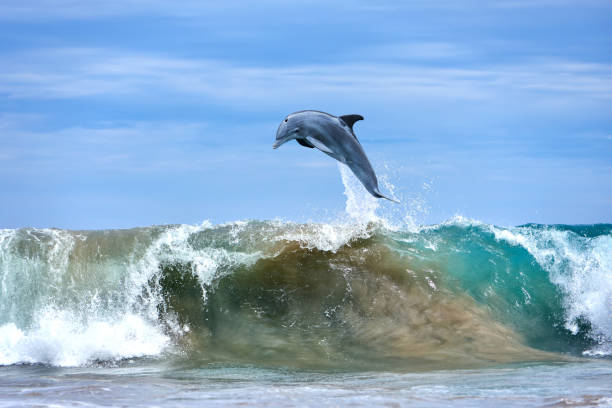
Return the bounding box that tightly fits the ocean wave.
[0,170,609,368]
[0,218,609,368]
[491,224,612,356]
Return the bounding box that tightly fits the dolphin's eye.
[284,119,288,123]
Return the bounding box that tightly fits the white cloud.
[0,117,290,174]
[0,0,235,19]
[0,121,202,172]
[1,48,611,108]
[0,0,343,20]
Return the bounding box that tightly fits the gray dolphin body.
[273,110,398,202]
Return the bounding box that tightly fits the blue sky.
[1,0,611,229]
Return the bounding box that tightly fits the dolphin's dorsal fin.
[339,114,364,131]
[296,139,315,148]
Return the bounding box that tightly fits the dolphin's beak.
[274,120,295,149]
[272,135,291,149]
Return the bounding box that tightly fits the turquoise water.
[0,168,611,406]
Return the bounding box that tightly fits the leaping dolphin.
[273,110,399,203]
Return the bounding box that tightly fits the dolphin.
[273,110,399,203]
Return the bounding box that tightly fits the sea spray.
[338,161,431,232]
[338,162,381,224]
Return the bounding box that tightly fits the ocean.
[1,165,611,407]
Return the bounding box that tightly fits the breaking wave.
[0,167,610,368]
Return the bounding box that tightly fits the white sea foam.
[0,310,168,366]
[277,221,375,253]
[0,228,171,366]
[273,164,387,252]
[493,225,612,354]
[0,222,260,366]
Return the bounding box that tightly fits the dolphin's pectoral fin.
[296,139,315,148]
[305,136,334,154]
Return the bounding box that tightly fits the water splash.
[338,161,433,232]
[338,163,381,224]
[0,310,168,366]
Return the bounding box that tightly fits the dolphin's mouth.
[272,137,290,149]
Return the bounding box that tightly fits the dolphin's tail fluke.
[381,194,401,204]
[373,189,400,204]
